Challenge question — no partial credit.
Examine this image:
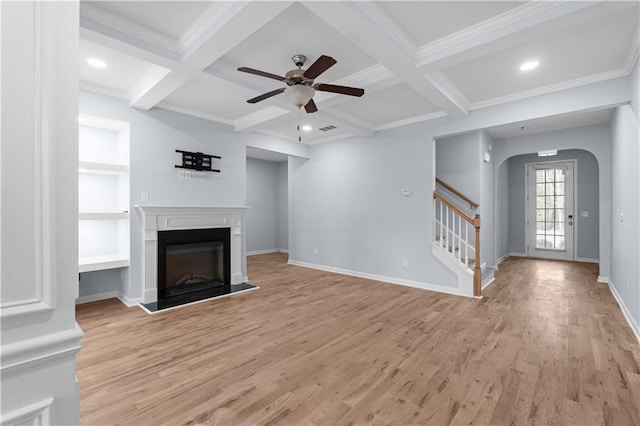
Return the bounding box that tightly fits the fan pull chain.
[297,107,302,143]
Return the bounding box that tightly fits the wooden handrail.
[433,191,475,225]
[435,178,479,209]
[434,191,482,297]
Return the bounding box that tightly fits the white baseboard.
[482,275,496,290]
[597,276,609,284]
[287,259,468,298]
[247,248,288,256]
[508,252,527,257]
[497,255,508,265]
[76,291,141,307]
[575,257,599,263]
[117,294,142,307]
[76,291,119,305]
[607,279,640,344]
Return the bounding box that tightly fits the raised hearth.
[136,206,248,304]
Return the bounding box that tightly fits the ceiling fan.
[237,54,364,113]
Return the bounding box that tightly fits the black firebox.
[157,228,231,306]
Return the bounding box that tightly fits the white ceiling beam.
[415,1,606,70]
[302,1,468,118]
[128,1,293,110]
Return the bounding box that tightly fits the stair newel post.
[473,214,481,297]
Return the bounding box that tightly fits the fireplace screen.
[158,228,230,301]
[165,241,224,296]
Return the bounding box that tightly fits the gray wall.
[496,159,510,260]
[479,131,495,268]
[277,161,289,250]
[436,132,480,204]
[246,158,279,253]
[436,131,496,270]
[610,102,640,334]
[504,149,599,260]
[289,120,458,288]
[246,158,288,253]
[79,91,305,301]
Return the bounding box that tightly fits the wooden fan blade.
[247,87,285,104]
[304,98,318,114]
[237,67,286,82]
[303,55,337,79]
[314,83,364,97]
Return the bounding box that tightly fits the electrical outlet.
[141,192,149,202]
[402,259,408,268]
[313,248,318,255]
[185,171,192,179]
[178,169,185,179]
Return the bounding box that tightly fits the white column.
[1,2,83,424]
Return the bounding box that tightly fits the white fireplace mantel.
[135,205,248,304]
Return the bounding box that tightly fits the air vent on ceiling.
[318,125,337,132]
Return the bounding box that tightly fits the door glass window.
[535,168,566,250]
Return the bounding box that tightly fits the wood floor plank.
[76,254,640,425]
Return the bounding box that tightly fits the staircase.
[433,178,482,297]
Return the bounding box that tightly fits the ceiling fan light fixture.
[284,84,315,108]
[301,125,312,131]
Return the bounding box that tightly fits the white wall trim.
[0,326,84,375]
[288,259,468,298]
[597,276,609,284]
[508,252,527,257]
[135,205,248,303]
[482,276,496,290]
[575,257,599,264]
[497,255,509,265]
[607,279,640,344]
[247,248,288,256]
[117,293,143,307]
[2,398,53,425]
[76,291,119,305]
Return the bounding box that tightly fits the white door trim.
[525,159,577,261]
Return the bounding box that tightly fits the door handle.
[568,214,573,226]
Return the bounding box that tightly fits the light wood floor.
[76,254,640,425]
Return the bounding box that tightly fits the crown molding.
[81,3,181,54]
[179,2,240,52]
[80,81,129,101]
[375,111,448,132]
[415,1,592,68]
[470,68,629,111]
[155,101,233,126]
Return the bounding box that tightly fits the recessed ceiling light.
[520,60,539,71]
[87,58,107,69]
[301,125,312,131]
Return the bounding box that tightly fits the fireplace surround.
[136,206,247,304]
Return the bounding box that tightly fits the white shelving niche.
[78,115,130,273]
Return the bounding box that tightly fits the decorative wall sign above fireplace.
[175,149,221,172]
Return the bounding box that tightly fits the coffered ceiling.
[79,1,639,144]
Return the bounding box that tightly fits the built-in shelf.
[79,212,129,220]
[78,115,130,274]
[79,161,128,175]
[79,254,129,273]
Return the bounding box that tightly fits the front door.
[526,161,574,261]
